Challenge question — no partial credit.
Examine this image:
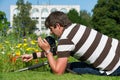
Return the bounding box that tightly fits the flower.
[4,41,9,44]
[34,49,39,52]
[23,43,27,47]
[15,50,21,56]
[26,47,34,51]
[0,44,3,48]
[1,51,5,54]
[11,56,17,63]
[30,40,37,45]
[16,43,22,48]
[23,39,27,42]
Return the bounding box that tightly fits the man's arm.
[21,36,56,62]
[46,52,68,75]
[21,52,46,62]
[38,37,68,75]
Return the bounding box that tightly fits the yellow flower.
[26,48,32,51]
[23,39,27,42]
[15,50,21,56]
[33,40,37,43]
[34,49,39,52]
[5,41,9,44]
[23,43,27,47]
[7,53,12,56]
[0,44,3,48]
[30,40,36,45]
[16,43,22,48]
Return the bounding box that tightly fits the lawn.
[0,70,120,80]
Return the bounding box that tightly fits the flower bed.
[0,35,48,72]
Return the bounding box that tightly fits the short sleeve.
[57,38,75,58]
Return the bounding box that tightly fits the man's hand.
[21,54,33,62]
[38,37,51,53]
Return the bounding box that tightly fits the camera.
[45,36,57,55]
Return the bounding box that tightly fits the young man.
[21,11,120,76]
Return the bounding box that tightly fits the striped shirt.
[57,23,120,75]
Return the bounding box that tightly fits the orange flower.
[34,59,39,64]
[10,56,17,63]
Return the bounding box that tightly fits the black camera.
[45,36,57,55]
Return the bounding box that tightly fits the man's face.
[49,25,63,37]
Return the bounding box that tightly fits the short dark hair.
[45,11,72,28]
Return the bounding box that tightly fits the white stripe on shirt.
[75,29,97,57]
[87,34,108,63]
[60,24,76,39]
[97,39,118,70]
[72,25,86,44]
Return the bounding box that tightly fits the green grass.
[1,71,120,80]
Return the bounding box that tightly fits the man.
[21,11,120,76]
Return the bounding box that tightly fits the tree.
[0,11,9,36]
[13,0,37,37]
[67,9,92,27]
[92,0,120,39]
[67,9,81,24]
[79,10,92,28]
